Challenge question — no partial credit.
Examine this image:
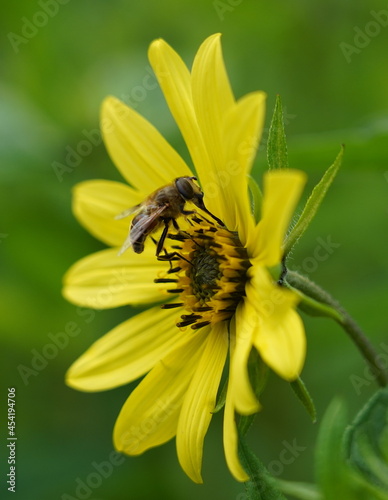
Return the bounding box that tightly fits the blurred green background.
[1,0,387,499]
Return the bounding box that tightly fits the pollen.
[157,216,251,330]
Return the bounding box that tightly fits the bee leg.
[158,251,192,267]
[158,247,187,270]
[170,217,192,239]
[171,216,195,239]
[160,247,175,271]
[151,237,158,246]
[156,219,171,256]
[156,218,193,266]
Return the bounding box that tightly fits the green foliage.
[267,95,289,170]
[213,377,228,413]
[238,351,269,437]
[284,146,343,256]
[248,175,263,223]
[290,378,317,423]
[344,387,388,498]
[239,434,287,500]
[242,391,388,500]
[314,399,353,499]
[312,392,388,500]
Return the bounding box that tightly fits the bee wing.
[117,233,136,256]
[115,204,141,220]
[117,204,168,256]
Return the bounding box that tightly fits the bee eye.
[175,177,195,200]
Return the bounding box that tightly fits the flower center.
[157,216,251,330]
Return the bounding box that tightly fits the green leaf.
[239,414,257,441]
[239,351,268,437]
[268,263,282,282]
[213,377,228,413]
[248,349,269,399]
[267,95,289,170]
[284,146,344,255]
[315,398,353,500]
[239,433,287,500]
[294,289,343,322]
[248,175,263,222]
[344,387,388,496]
[290,377,317,423]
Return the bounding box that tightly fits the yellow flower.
[63,34,307,483]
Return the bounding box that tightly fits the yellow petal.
[230,301,261,415]
[191,33,236,226]
[247,267,306,380]
[249,169,306,265]
[63,246,167,309]
[223,91,266,242]
[148,38,213,187]
[223,339,249,482]
[113,327,209,455]
[66,305,185,391]
[148,38,192,135]
[101,96,192,192]
[72,180,144,247]
[191,33,234,166]
[176,323,228,483]
[148,36,224,222]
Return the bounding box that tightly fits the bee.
[116,176,224,256]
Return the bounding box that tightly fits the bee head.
[175,177,203,202]
[175,177,224,226]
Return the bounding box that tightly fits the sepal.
[248,175,263,223]
[267,95,289,170]
[290,377,317,423]
[284,146,344,256]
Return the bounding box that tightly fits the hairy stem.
[286,270,388,387]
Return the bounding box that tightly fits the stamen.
[159,216,251,331]
[193,234,214,241]
[192,306,213,312]
[154,278,178,283]
[177,318,199,327]
[167,266,181,274]
[161,303,183,309]
[191,321,211,330]
[180,314,202,321]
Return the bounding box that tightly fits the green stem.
[238,429,287,500]
[285,270,388,388]
[274,479,323,500]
